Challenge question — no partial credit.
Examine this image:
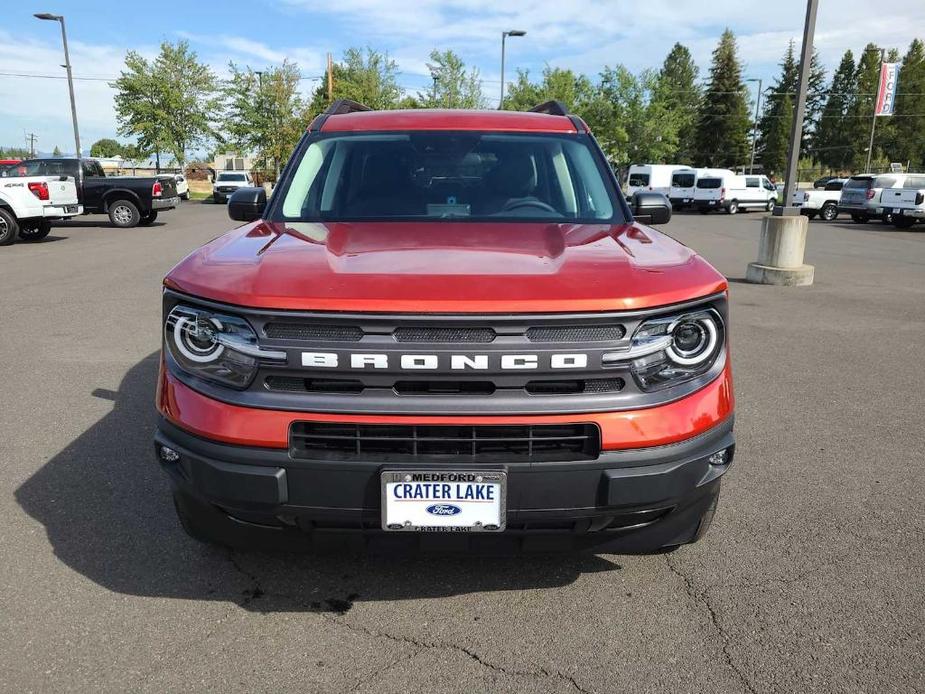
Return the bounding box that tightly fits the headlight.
[604,308,724,392]
[165,305,285,389]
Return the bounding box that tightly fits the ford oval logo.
[426,504,462,516]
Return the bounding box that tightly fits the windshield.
[217,173,247,182]
[697,178,722,189]
[273,132,620,223]
[672,173,695,187]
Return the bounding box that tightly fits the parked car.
[0,171,82,246]
[171,173,189,200]
[155,99,733,554]
[838,173,908,223]
[813,175,837,189]
[694,173,777,214]
[791,179,846,220]
[212,171,253,203]
[3,158,179,227]
[626,164,692,199]
[880,173,925,228]
[670,168,732,210]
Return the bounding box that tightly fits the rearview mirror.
[632,192,671,225]
[228,187,267,222]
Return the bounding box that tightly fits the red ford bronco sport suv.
[155,100,734,553]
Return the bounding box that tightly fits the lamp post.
[499,30,526,109]
[864,47,885,173]
[746,78,762,174]
[34,13,81,159]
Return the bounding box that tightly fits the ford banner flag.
[875,62,900,116]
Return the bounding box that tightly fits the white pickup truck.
[790,179,846,221]
[0,174,82,246]
[880,174,925,229]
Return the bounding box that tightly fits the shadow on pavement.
[55,220,166,229]
[15,353,618,613]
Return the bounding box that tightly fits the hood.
[164,220,727,312]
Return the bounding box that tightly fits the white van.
[627,164,692,198]
[694,173,777,214]
[669,168,729,209]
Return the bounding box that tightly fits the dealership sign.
[875,62,900,116]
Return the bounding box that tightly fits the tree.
[814,50,856,171]
[420,50,484,109]
[653,43,700,163]
[891,39,925,169]
[503,66,596,114]
[757,41,799,175]
[803,49,828,162]
[89,138,124,158]
[693,29,750,168]
[112,40,218,169]
[223,61,307,179]
[52,146,62,156]
[847,44,885,170]
[310,47,402,115]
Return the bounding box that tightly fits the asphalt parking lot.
[2,203,923,693]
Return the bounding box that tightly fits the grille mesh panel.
[526,325,625,342]
[264,323,363,341]
[290,422,600,462]
[394,327,496,343]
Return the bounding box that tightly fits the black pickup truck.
[1,158,179,228]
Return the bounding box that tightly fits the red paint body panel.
[157,362,734,450]
[164,221,727,313]
[318,109,579,133]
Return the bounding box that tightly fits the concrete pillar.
[746,214,815,286]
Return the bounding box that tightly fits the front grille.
[265,323,363,341]
[526,325,625,342]
[265,376,364,393]
[394,327,496,343]
[289,422,601,462]
[525,378,625,395]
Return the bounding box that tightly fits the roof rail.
[325,99,372,116]
[309,99,373,131]
[529,100,570,116]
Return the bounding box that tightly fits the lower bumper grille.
[289,422,601,462]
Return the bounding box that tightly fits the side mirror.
[228,187,266,222]
[632,192,671,225]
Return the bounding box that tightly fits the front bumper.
[155,415,734,553]
[152,196,179,211]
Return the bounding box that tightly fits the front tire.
[726,201,739,215]
[820,202,838,221]
[851,214,869,224]
[108,199,141,228]
[0,208,19,246]
[139,211,159,226]
[766,198,775,212]
[881,212,894,225]
[180,192,189,200]
[18,219,51,241]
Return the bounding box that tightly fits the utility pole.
[25,132,38,157]
[864,47,886,173]
[326,53,333,101]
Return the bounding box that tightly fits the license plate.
[381,470,506,532]
[683,198,690,203]
[709,200,717,205]
[893,208,901,214]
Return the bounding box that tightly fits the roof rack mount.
[529,100,570,116]
[324,99,372,116]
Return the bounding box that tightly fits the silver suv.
[839,173,907,224]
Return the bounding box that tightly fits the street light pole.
[864,47,885,173]
[35,13,81,159]
[499,30,526,109]
[746,78,762,174]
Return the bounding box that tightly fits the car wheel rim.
[113,206,132,224]
[0,218,8,236]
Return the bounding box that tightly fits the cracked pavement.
[2,204,924,692]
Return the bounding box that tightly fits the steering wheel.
[501,198,558,214]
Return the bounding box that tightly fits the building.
[210,152,257,172]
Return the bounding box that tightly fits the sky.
[3,0,924,155]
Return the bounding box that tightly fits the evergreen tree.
[420,50,484,109]
[848,44,884,170]
[892,39,925,169]
[653,43,700,163]
[803,49,827,161]
[693,29,750,168]
[814,50,856,171]
[757,41,799,175]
